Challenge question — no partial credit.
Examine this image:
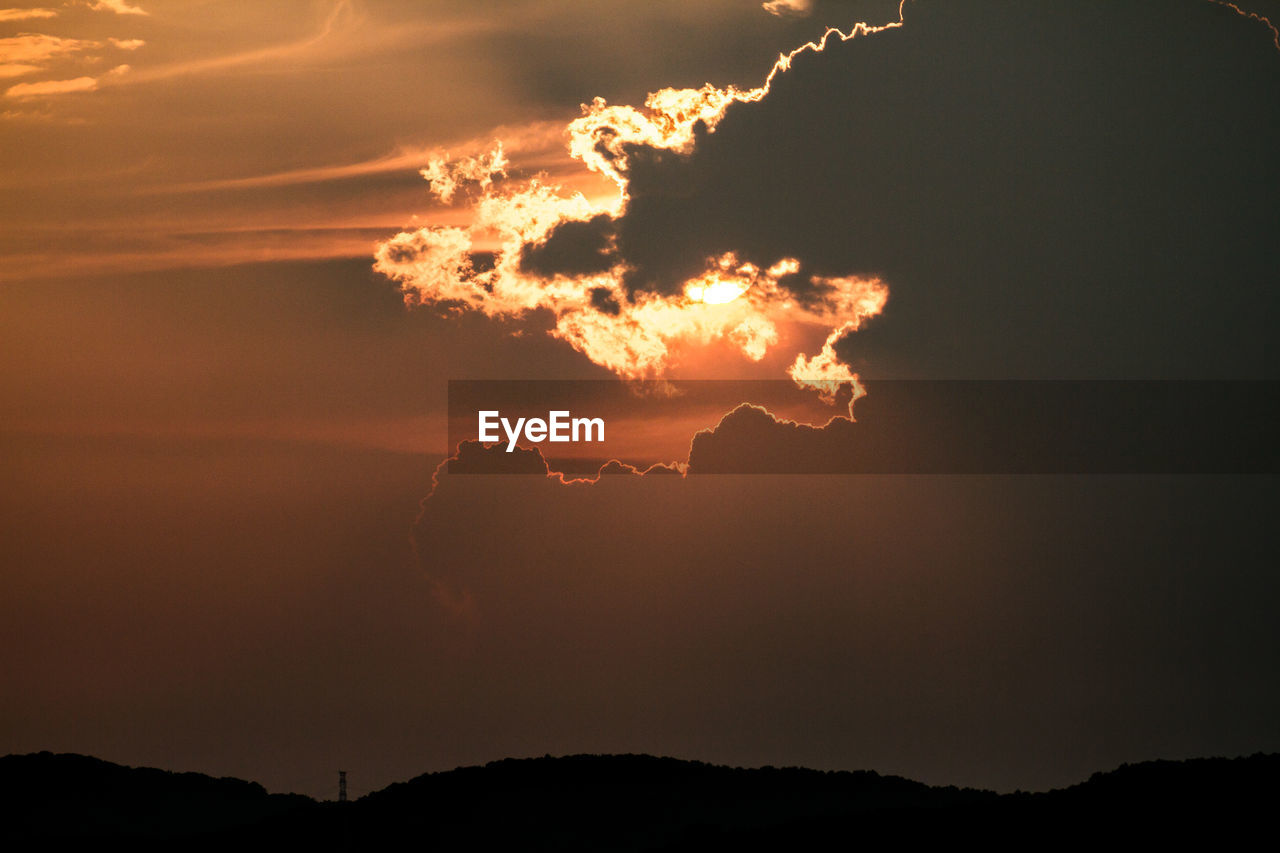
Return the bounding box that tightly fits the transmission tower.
[338,770,347,803]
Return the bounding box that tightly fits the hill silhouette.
[2,751,1277,847]
[0,751,314,841]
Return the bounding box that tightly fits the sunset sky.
[3,0,1279,800]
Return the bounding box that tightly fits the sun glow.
[683,255,757,305]
[685,278,750,304]
[374,7,903,401]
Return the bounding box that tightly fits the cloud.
[5,75,99,98]
[0,64,40,78]
[445,439,556,476]
[376,0,1280,394]
[396,0,1280,552]
[0,8,57,21]
[439,439,683,483]
[89,0,148,15]
[1212,1,1280,50]
[570,0,1280,380]
[157,121,570,195]
[686,402,851,473]
[695,382,1280,474]
[421,142,508,205]
[762,0,813,18]
[400,418,1280,789]
[432,379,1277,486]
[414,437,685,605]
[373,15,902,401]
[0,33,136,99]
[4,64,129,99]
[519,213,617,278]
[0,34,99,64]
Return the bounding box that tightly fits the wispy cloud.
[89,0,148,16]
[0,63,40,78]
[0,32,140,101]
[0,7,58,21]
[762,0,813,18]
[5,75,100,98]
[0,34,99,64]
[160,120,571,194]
[114,0,354,86]
[4,63,128,98]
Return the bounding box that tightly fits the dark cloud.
[638,461,682,475]
[446,439,552,475]
[407,433,1280,792]
[469,251,498,274]
[686,383,1280,474]
[520,213,618,278]
[588,286,621,315]
[480,0,886,107]
[441,439,682,480]
[438,379,1279,479]
[593,0,1280,378]
[595,459,684,476]
[596,458,639,475]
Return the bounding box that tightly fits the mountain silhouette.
[0,751,314,842]
[2,751,1277,847]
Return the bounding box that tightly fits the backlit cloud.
[4,62,129,98]
[374,13,907,401]
[762,0,813,18]
[5,75,99,98]
[0,7,58,21]
[1212,1,1280,49]
[0,63,39,78]
[0,34,99,64]
[0,29,143,99]
[89,0,148,15]
[420,142,508,205]
[374,0,1280,408]
[0,33,123,87]
[396,0,1280,547]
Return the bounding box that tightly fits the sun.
[684,276,751,305]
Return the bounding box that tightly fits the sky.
[2,0,1279,800]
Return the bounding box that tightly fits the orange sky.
[3,0,903,280]
[1,0,914,449]
[3,0,1279,801]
